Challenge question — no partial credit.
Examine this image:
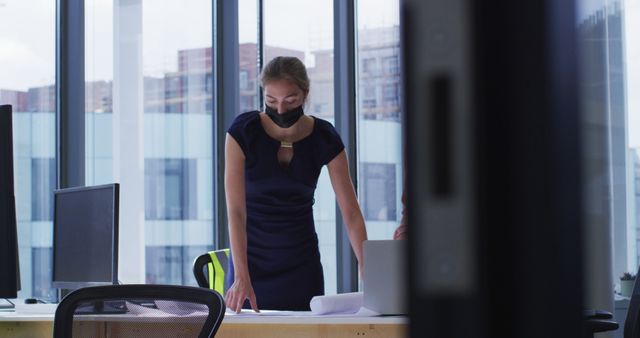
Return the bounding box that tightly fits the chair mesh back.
[69,298,210,338]
[54,285,224,338]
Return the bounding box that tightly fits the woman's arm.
[393,191,407,240]
[224,133,259,313]
[327,150,368,272]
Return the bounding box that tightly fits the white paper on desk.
[309,292,363,315]
[126,301,209,318]
[225,308,381,318]
[225,309,314,317]
[355,307,380,316]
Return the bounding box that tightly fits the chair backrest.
[53,284,225,338]
[193,249,230,296]
[624,267,640,338]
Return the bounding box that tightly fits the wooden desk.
[0,311,408,337]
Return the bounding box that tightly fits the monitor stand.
[75,300,127,314]
[0,298,15,310]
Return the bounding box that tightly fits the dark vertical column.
[213,0,239,249]
[334,0,358,293]
[405,0,584,337]
[404,0,479,336]
[473,1,583,337]
[56,0,85,189]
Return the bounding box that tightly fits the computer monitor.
[52,184,119,290]
[0,104,21,299]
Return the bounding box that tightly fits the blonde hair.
[260,56,310,96]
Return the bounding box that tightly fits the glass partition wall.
[355,0,402,241]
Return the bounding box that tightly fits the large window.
[31,159,56,222]
[239,0,259,113]
[261,0,337,294]
[578,0,640,302]
[145,159,197,221]
[361,163,397,221]
[236,0,404,292]
[85,0,214,286]
[0,0,56,301]
[7,0,404,299]
[625,1,640,272]
[356,0,403,240]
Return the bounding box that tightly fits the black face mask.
[265,104,304,128]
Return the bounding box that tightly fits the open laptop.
[363,240,407,315]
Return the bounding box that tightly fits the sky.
[0,0,398,90]
[0,0,55,91]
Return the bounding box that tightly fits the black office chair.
[53,284,225,338]
[624,276,640,338]
[193,249,230,296]
[582,266,640,338]
[582,309,618,337]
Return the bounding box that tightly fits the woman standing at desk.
[224,56,367,312]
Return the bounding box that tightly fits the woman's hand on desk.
[225,276,260,313]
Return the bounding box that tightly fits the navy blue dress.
[225,110,344,311]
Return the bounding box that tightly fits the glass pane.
[577,0,640,296]
[356,0,403,240]
[0,0,56,301]
[85,0,214,286]
[239,0,260,113]
[263,0,337,294]
[625,1,640,273]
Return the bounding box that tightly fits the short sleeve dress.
[225,110,344,311]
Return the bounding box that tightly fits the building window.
[240,70,249,91]
[360,163,397,221]
[32,247,55,301]
[145,159,197,220]
[383,83,399,107]
[145,246,182,284]
[362,58,377,75]
[31,158,55,221]
[362,85,377,108]
[382,55,399,74]
[205,73,213,94]
[145,245,212,286]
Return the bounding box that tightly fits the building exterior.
[357,25,401,121]
[27,85,56,113]
[0,90,27,112]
